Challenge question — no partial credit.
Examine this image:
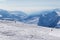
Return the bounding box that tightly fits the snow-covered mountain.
[10,11,28,19]
[0,9,60,27]
[23,9,60,27]
[0,10,28,22]
[0,9,11,18]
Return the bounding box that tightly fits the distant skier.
[15,20,16,23]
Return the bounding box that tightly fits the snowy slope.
[0,20,60,40]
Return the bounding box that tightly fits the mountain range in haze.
[0,9,60,28]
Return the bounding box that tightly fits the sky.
[0,0,60,13]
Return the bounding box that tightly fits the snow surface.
[0,20,60,40]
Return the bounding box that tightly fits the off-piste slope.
[0,20,60,40]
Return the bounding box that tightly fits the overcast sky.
[0,0,60,13]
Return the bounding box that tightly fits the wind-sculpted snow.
[0,20,60,40]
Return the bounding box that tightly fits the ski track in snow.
[0,20,60,40]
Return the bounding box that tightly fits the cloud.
[0,0,60,13]
[0,0,6,2]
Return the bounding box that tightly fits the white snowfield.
[0,20,60,40]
